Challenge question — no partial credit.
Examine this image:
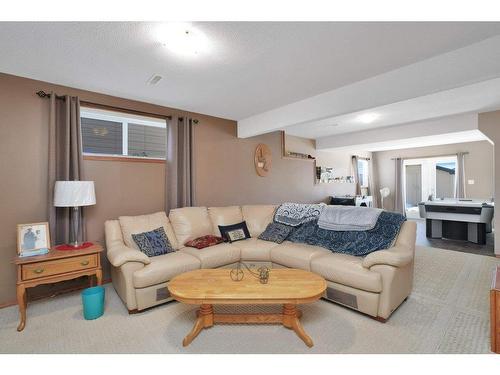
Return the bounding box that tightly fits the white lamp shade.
[54,181,96,207]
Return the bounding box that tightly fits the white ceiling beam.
[237,35,500,138]
[315,113,480,151]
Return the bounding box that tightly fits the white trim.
[122,122,128,156]
[83,152,165,161]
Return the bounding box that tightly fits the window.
[81,108,167,160]
[357,159,369,188]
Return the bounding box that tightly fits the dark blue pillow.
[132,227,174,257]
[258,222,293,244]
[218,221,251,243]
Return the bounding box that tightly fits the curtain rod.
[354,155,371,161]
[36,90,176,121]
[390,152,469,161]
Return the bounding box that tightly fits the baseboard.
[0,278,112,309]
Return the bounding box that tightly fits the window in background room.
[81,108,167,159]
[357,159,369,188]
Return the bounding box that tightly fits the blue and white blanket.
[288,211,406,256]
[274,202,326,227]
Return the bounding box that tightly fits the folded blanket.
[274,202,326,227]
[288,211,406,256]
[318,205,383,231]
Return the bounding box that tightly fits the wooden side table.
[491,265,500,353]
[13,244,103,332]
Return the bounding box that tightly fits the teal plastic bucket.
[81,286,105,320]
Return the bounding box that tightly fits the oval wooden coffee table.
[168,268,327,347]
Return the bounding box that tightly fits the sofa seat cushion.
[310,253,382,293]
[119,211,179,250]
[231,238,279,261]
[180,243,241,268]
[132,252,200,288]
[270,241,330,271]
[241,205,276,237]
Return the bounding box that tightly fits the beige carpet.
[0,246,498,354]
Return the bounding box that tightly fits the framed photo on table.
[17,222,50,255]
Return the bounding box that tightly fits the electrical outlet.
[468,179,475,185]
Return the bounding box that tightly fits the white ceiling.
[1,22,500,121]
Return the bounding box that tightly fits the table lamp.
[54,181,96,249]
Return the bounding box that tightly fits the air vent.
[147,75,163,85]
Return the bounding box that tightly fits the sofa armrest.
[107,245,151,267]
[362,246,414,269]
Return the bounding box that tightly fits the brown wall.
[0,73,340,305]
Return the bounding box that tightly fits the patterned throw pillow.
[258,222,294,244]
[132,227,175,257]
[185,235,224,249]
[218,221,251,243]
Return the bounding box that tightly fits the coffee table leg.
[282,304,313,347]
[183,304,214,347]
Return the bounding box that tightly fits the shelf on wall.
[282,156,315,162]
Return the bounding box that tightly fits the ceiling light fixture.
[156,23,211,57]
[356,113,380,124]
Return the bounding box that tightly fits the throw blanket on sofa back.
[274,202,326,227]
[288,211,406,256]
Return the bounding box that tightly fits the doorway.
[403,156,457,218]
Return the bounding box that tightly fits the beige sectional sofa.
[105,205,416,321]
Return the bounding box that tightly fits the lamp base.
[55,242,94,251]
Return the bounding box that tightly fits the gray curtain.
[455,152,466,199]
[165,115,196,213]
[368,157,380,208]
[351,155,361,195]
[47,94,85,245]
[394,157,405,215]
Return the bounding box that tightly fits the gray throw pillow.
[258,222,294,244]
[132,227,175,257]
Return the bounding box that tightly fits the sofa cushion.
[132,227,175,257]
[258,222,294,244]
[208,206,243,235]
[241,205,276,237]
[218,221,251,243]
[180,243,241,268]
[132,252,200,288]
[270,241,330,271]
[169,207,212,246]
[119,212,179,250]
[185,235,224,249]
[231,237,279,261]
[311,253,382,293]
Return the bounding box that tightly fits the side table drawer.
[21,254,97,280]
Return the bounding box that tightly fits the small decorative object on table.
[17,222,50,257]
[230,262,270,284]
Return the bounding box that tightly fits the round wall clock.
[254,143,272,177]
